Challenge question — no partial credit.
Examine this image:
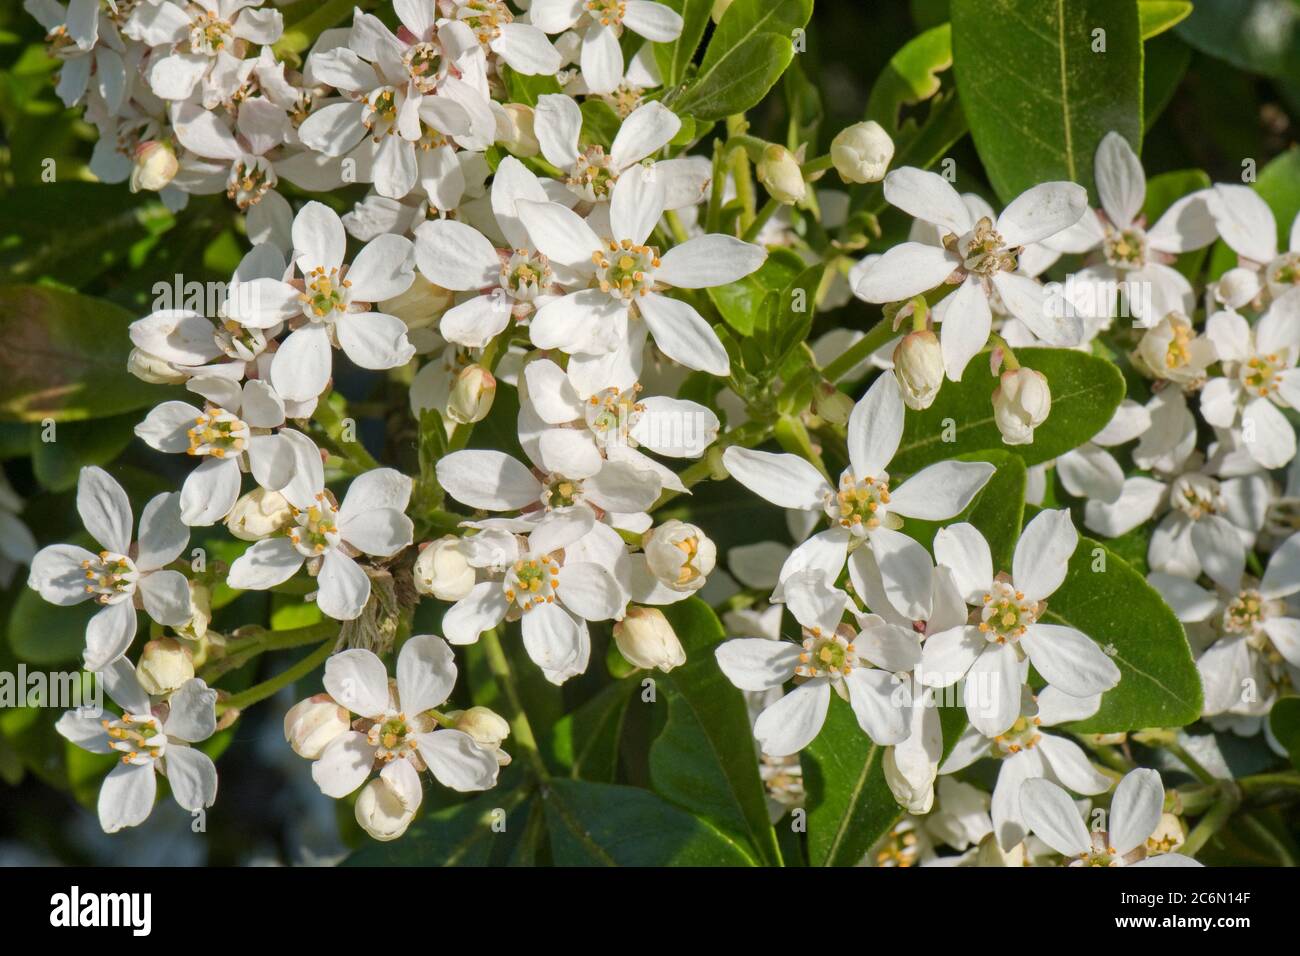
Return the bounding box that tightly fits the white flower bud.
[225,487,292,541]
[447,364,496,424]
[129,140,178,193]
[757,144,806,205]
[498,103,540,157]
[174,581,211,642]
[448,706,512,765]
[892,329,945,410]
[613,606,687,672]
[380,273,454,331]
[644,520,715,592]
[992,367,1051,446]
[883,745,935,815]
[127,348,188,385]
[831,121,895,184]
[413,535,477,601]
[283,693,350,759]
[136,638,194,697]
[354,775,417,842]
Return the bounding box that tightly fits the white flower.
[442,0,562,75]
[169,97,291,210]
[55,660,218,833]
[222,202,417,403]
[1149,531,1300,718]
[226,468,414,621]
[940,685,1111,848]
[613,605,686,671]
[284,693,351,759]
[533,96,705,208]
[1206,183,1300,308]
[991,367,1051,446]
[516,163,767,375]
[413,156,561,347]
[306,635,500,840]
[414,535,478,601]
[1201,292,1300,470]
[28,467,192,670]
[134,376,324,526]
[24,0,129,113]
[298,8,493,199]
[440,523,628,684]
[529,0,683,94]
[1146,470,1270,587]
[854,167,1088,378]
[1132,311,1216,387]
[714,570,918,756]
[1055,399,1151,508]
[1021,769,1201,866]
[1046,132,1216,326]
[918,509,1119,736]
[125,0,283,106]
[722,374,995,618]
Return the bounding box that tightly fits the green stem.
[652,420,772,511]
[1181,783,1241,859]
[313,396,381,472]
[480,628,548,780]
[216,638,335,716]
[801,154,834,175]
[742,197,782,243]
[200,621,340,684]
[821,318,897,382]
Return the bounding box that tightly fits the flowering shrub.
[1,0,1299,867]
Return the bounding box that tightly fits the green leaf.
[653,0,713,88]
[866,23,953,135]
[1175,0,1300,79]
[542,779,758,865]
[501,66,562,106]
[673,0,813,121]
[8,574,100,665]
[1028,517,1204,733]
[540,678,635,782]
[1268,698,1300,772]
[0,285,172,423]
[892,348,1126,473]
[951,0,1144,202]
[30,412,138,492]
[1143,31,1191,130]
[649,598,783,866]
[706,246,804,336]
[1139,0,1194,39]
[343,790,532,866]
[801,694,901,866]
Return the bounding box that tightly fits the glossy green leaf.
[866,23,953,135]
[542,779,758,865]
[30,412,139,492]
[0,285,172,423]
[951,0,1143,202]
[801,694,901,867]
[541,677,635,782]
[707,247,804,337]
[1140,0,1194,39]
[1268,698,1300,772]
[1175,0,1300,79]
[1028,517,1204,733]
[673,0,813,121]
[653,0,713,88]
[649,598,782,866]
[892,348,1126,473]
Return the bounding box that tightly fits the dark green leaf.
[1268,698,1300,772]
[951,0,1143,201]
[653,0,713,88]
[1175,0,1300,79]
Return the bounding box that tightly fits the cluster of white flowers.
[18,0,1299,863]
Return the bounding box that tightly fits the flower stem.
[216,638,336,716]
[1180,782,1241,858]
[741,197,781,243]
[820,317,898,383]
[480,628,548,780]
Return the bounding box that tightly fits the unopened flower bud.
[892,329,945,410]
[448,706,512,765]
[644,520,715,592]
[225,487,292,541]
[174,581,211,642]
[992,367,1051,446]
[136,638,194,696]
[812,381,855,425]
[613,606,686,672]
[130,140,178,193]
[413,535,476,601]
[283,693,350,759]
[757,144,806,205]
[883,744,935,815]
[127,348,188,385]
[831,121,895,184]
[498,103,540,157]
[447,364,496,424]
[354,774,417,842]
[380,273,454,330]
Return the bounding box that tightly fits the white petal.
[1109,768,1164,856]
[396,634,457,714]
[163,745,219,811]
[917,625,984,687]
[935,275,992,380]
[414,218,500,291]
[317,550,371,620]
[138,569,192,627]
[933,523,993,603]
[996,181,1088,247]
[324,647,390,718]
[98,760,157,833]
[714,638,801,691]
[312,731,376,797]
[1093,132,1145,229]
[656,234,766,289]
[1012,508,1077,601]
[609,163,665,245]
[292,200,346,272]
[1021,623,1120,697]
[417,729,500,791]
[883,167,971,235]
[226,536,304,590]
[515,199,600,268]
[889,460,995,520]
[636,291,729,375]
[965,641,1021,737]
[436,450,540,510]
[844,668,909,744]
[1018,777,1091,856]
[77,466,132,554]
[853,242,958,302]
[753,680,831,756]
[721,446,830,510]
[271,324,333,402]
